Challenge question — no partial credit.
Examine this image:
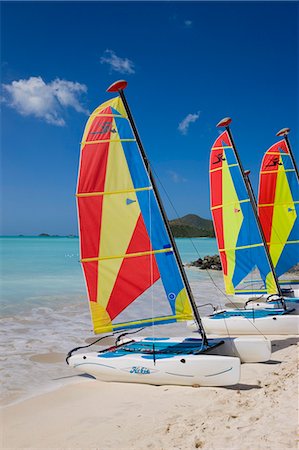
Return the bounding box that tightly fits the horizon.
[1,1,298,235]
[0,211,215,237]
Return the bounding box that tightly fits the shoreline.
[2,336,298,449]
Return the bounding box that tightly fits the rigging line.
[149,165,233,324]
[118,89,207,345]
[66,329,131,364]
[66,333,114,364]
[258,209,296,261]
[148,166,155,341]
[227,128,284,302]
[66,327,146,364]
[202,258,268,339]
[247,191,255,309]
[150,165,268,340]
[151,165,235,305]
[115,327,146,345]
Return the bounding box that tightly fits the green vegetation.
[169,214,215,238]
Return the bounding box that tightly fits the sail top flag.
[258,139,299,278]
[210,130,277,295]
[77,95,193,334]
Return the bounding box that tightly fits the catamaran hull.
[232,293,299,313]
[244,299,299,314]
[195,314,299,335]
[207,336,271,362]
[130,336,271,363]
[68,351,240,387]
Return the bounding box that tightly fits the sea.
[0,236,226,406]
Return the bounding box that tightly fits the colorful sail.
[258,139,299,278]
[210,131,277,295]
[77,96,192,334]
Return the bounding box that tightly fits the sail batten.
[77,96,193,335]
[82,139,136,145]
[76,186,152,198]
[81,247,174,262]
[210,130,277,295]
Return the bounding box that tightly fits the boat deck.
[210,308,292,319]
[98,338,224,359]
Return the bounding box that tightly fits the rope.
[151,165,269,341]
[66,327,145,364]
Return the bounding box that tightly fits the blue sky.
[1,1,298,235]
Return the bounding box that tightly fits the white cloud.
[167,170,187,184]
[178,112,200,135]
[184,20,193,27]
[51,79,88,114]
[2,76,88,126]
[100,49,135,74]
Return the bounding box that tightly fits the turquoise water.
[1,236,83,315]
[1,236,218,315]
[0,236,223,405]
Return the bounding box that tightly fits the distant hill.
[169,214,215,238]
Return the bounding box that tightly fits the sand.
[1,336,298,450]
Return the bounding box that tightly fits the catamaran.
[189,118,298,335]
[67,82,271,386]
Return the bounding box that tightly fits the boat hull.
[68,339,240,387]
[134,336,271,363]
[208,336,271,362]
[244,298,299,314]
[196,314,299,335]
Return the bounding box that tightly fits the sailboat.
[192,118,299,335]
[67,82,271,386]
[256,128,299,311]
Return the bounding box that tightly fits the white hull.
[233,287,299,313]
[188,314,299,336]
[244,299,299,314]
[207,336,271,363]
[68,338,241,387]
[133,336,271,363]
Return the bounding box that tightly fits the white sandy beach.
[1,336,298,450]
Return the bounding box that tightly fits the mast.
[276,128,299,181]
[216,117,285,304]
[107,80,208,345]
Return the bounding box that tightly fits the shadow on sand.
[52,373,96,381]
[225,383,262,391]
[271,336,298,353]
[260,360,281,365]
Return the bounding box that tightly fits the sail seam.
[81,248,173,262]
[76,186,153,197]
